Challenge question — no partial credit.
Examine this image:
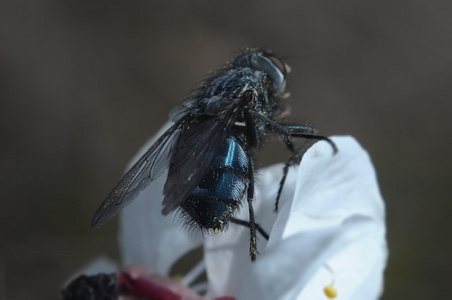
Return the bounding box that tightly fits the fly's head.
[233,50,290,118]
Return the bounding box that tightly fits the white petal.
[270,136,385,243]
[119,123,203,275]
[242,136,387,299]
[239,219,386,300]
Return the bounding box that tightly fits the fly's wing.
[161,103,243,215]
[91,122,183,228]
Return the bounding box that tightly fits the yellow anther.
[214,228,219,234]
[172,274,184,281]
[323,285,338,299]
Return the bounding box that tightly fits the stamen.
[190,282,208,294]
[322,264,338,299]
[181,260,206,287]
[323,285,338,299]
[172,274,184,281]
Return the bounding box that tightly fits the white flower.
[119,126,387,300]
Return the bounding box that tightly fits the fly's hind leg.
[245,158,258,261]
[230,217,269,240]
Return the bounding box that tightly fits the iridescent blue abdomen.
[181,136,249,232]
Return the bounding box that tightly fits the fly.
[91,49,337,261]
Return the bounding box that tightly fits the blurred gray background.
[1,0,451,299]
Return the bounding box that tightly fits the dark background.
[1,1,451,299]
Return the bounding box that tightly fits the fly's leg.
[230,217,269,240]
[247,110,337,153]
[285,127,337,153]
[273,124,338,212]
[274,139,314,212]
[230,158,268,261]
[246,158,258,261]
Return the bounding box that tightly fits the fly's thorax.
[204,68,269,97]
[183,67,279,117]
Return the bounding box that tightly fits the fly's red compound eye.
[263,53,288,78]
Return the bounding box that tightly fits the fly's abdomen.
[181,136,249,232]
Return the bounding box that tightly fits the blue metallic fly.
[91,49,337,260]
